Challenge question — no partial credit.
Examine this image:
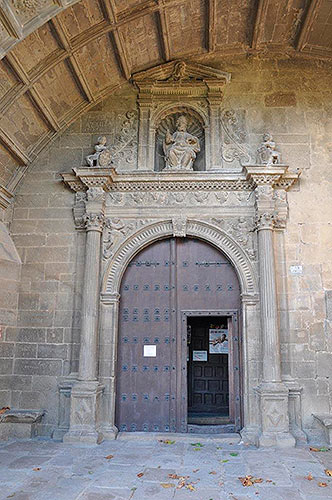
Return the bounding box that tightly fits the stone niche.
[132,60,231,171]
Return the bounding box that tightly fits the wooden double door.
[116,237,241,433]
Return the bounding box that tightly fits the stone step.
[117,431,241,444]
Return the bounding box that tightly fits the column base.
[258,431,295,448]
[98,424,119,441]
[240,426,260,447]
[63,380,104,445]
[255,381,295,448]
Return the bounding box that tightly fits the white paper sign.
[290,265,303,275]
[143,345,156,357]
[193,350,207,361]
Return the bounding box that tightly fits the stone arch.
[102,219,258,297]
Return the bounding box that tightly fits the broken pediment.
[132,60,231,100]
[133,60,231,84]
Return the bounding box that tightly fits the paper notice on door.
[209,329,228,354]
[143,345,156,357]
[193,350,207,361]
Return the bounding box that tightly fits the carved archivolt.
[102,219,258,296]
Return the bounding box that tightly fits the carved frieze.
[220,109,253,165]
[210,216,257,261]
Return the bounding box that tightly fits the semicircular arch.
[102,219,258,297]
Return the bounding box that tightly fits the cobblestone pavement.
[0,434,331,500]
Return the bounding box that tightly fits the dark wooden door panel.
[116,237,241,432]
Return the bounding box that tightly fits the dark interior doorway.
[187,316,230,425]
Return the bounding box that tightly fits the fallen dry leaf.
[159,439,175,445]
[177,479,186,489]
[32,467,41,471]
[0,407,10,414]
[305,473,314,481]
[325,469,332,477]
[239,475,254,487]
[186,484,196,491]
[137,472,144,478]
[265,479,272,483]
[104,455,114,460]
[193,469,199,473]
[318,482,328,487]
[160,483,175,488]
[253,478,263,483]
[209,471,217,475]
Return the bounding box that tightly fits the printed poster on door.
[209,329,228,354]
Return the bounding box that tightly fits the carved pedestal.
[63,381,103,444]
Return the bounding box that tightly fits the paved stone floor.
[0,434,331,500]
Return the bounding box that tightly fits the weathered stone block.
[265,92,297,107]
[46,328,63,343]
[326,290,332,321]
[317,352,332,378]
[17,310,53,328]
[25,247,70,264]
[0,341,14,357]
[14,359,62,376]
[18,292,40,310]
[37,344,67,359]
[15,343,37,358]
[6,327,46,343]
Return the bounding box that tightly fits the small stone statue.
[86,136,112,167]
[163,115,200,170]
[257,133,281,165]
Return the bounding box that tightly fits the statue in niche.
[86,136,113,167]
[257,133,281,165]
[163,115,200,170]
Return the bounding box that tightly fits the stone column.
[98,292,120,440]
[64,187,105,444]
[254,185,295,447]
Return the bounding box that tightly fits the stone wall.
[2,57,332,439]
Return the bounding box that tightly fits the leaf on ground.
[191,442,203,447]
[32,467,41,471]
[325,469,332,477]
[186,484,196,491]
[159,439,175,445]
[253,478,263,483]
[216,446,223,450]
[239,476,254,487]
[194,448,201,451]
[305,473,314,481]
[6,495,15,498]
[265,479,273,483]
[0,407,10,414]
[160,483,175,488]
[209,471,217,475]
[193,469,199,473]
[137,472,144,478]
[230,452,238,456]
[220,459,229,463]
[318,482,328,487]
[104,455,114,460]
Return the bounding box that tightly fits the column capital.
[100,292,120,305]
[255,212,276,231]
[84,212,105,232]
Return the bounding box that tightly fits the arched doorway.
[115,237,242,434]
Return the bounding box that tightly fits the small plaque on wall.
[143,345,156,357]
[193,350,207,361]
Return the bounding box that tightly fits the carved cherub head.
[97,136,107,146]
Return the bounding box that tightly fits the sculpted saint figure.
[163,115,200,170]
[257,133,281,165]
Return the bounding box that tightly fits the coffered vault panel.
[0,0,332,196]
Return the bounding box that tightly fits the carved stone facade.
[61,67,301,445]
[3,52,331,449]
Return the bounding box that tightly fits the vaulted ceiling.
[0,0,331,193]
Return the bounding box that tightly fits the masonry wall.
[1,57,331,439]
